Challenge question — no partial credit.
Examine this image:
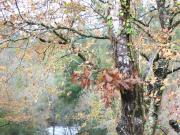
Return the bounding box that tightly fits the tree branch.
[169,11,180,25]
[0,37,29,45]
[98,0,108,4]
[57,52,86,62]
[147,16,154,26]
[26,21,109,40]
[55,25,109,39]
[140,53,149,61]
[26,21,69,43]
[142,50,159,80]
[170,20,180,31]
[139,7,157,18]
[90,4,107,20]
[167,66,180,75]
[52,29,68,43]
[133,22,155,40]
[38,37,52,43]
[158,126,167,135]
[14,0,24,19]
[133,18,148,27]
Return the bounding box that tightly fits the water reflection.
[47,126,79,135]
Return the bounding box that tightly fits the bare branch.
[147,16,154,26]
[139,7,157,18]
[52,29,68,43]
[26,21,109,40]
[132,15,154,27]
[78,53,86,61]
[142,50,159,80]
[169,11,180,25]
[57,52,86,62]
[170,20,180,31]
[158,126,168,135]
[133,22,155,40]
[98,0,108,4]
[140,53,149,61]
[55,25,109,39]
[14,0,24,19]
[133,18,147,27]
[0,37,29,45]
[4,39,30,83]
[90,4,107,20]
[26,21,69,43]
[167,66,180,75]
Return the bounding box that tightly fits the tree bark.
[114,0,144,134]
[144,0,173,134]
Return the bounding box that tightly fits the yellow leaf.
[163,78,169,86]
[150,76,157,84]
[81,122,86,128]
[0,66,7,71]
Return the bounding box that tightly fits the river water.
[47,126,79,135]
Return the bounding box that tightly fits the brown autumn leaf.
[83,67,91,78]
[72,72,79,83]
[81,78,90,88]
[117,80,131,90]
[112,89,120,98]
[112,68,119,75]
[104,73,113,83]
[105,83,113,90]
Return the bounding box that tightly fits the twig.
[167,66,180,75]
[14,0,24,19]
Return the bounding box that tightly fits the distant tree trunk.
[114,0,144,135]
[51,96,56,135]
[144,0,172,134]
[53,125,55,135]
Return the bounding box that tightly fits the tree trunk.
[114,1,144,134]
[115,33,144,135]
[144,0,172,134]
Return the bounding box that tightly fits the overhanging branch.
[55,25,109,39]
[26,21,68,43]
[26,21,109,40]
